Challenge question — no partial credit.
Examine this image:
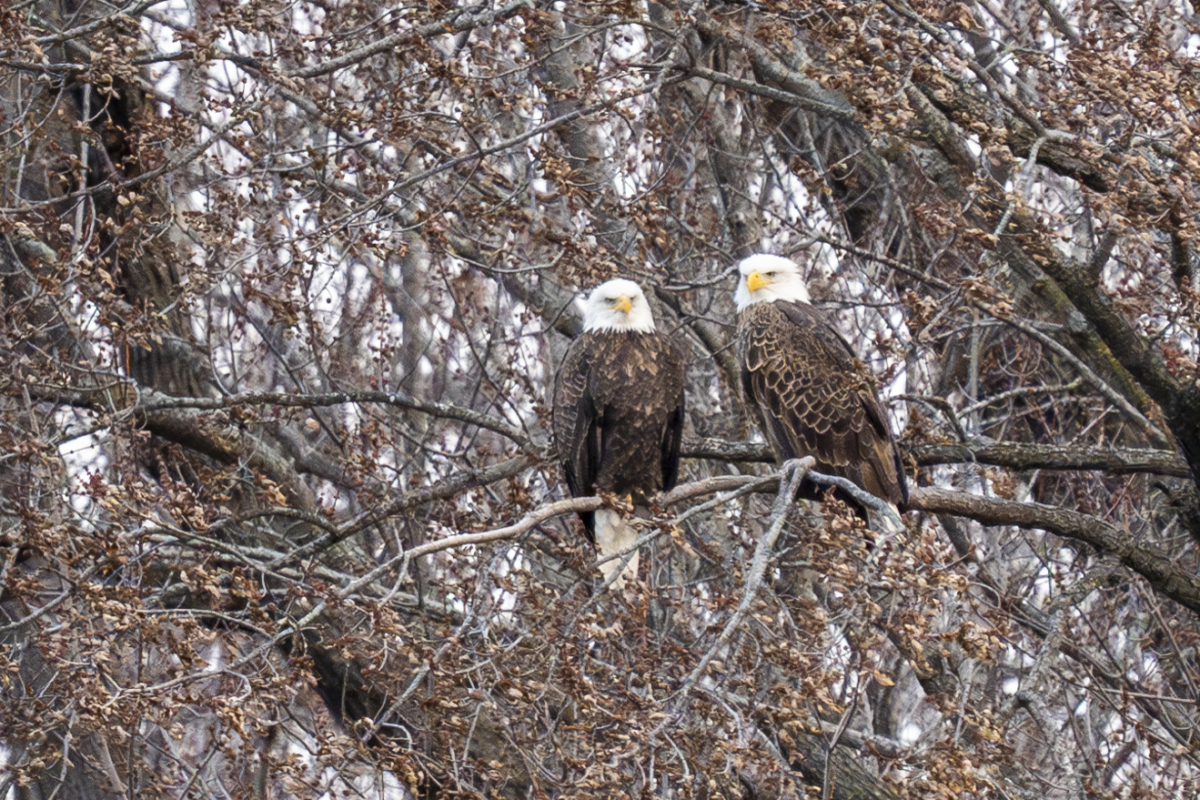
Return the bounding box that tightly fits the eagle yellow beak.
[746,270,769,293]
[615,295,632,314]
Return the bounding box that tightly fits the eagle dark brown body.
[552,331,686,541]
[736,300,908,510]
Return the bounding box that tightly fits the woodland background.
[2,0,1200,798]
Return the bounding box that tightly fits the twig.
[285,0,533,79]
[956,380,1082,418]
[368,475,783,599]
[386,496,601,591]
[32,0,164,45]
[275,453,541,565]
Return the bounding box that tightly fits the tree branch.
[143,388,532,447]
[660,459,811,724]
[910,440,1189,477]
[682,436,1189,476]
[911,487,1200,614]
[275,453,542,566]
[680,64,855,122]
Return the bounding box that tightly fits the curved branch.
[1020,241,1200,476]
[911,487,1200,614]
[983,304,1169,447]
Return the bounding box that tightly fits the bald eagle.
[553,279,687,588]
[734,254,907,515]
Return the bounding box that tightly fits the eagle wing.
[740,301,907,507]
[657,337,686,494]
[553,336,602,539]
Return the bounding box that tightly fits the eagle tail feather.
[594,508,640,590]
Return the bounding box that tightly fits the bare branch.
[680,65,856,122]
[912,487,1200,614]
[683,436,1189,477]
[661,459,812,721]
[143,388,533,447]
[910,440,1189,477]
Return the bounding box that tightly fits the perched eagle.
[734,254,908,515]
[553,279,687,588]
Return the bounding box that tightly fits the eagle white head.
[734,254,811,312]
[581,278,656,333]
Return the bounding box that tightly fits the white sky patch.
[480,547,525,633]
[315,478,351,515]
[154,64,181,110]
[304,251,355,338]
[1027,562,1055,606]
[963,131,983,159]
[140,0,189,98]
[288,1,315,37]
[1138,649,1162,686]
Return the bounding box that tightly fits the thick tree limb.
[691,7,856,121]
[912,487,1200,615]
[912,77,1106,190]
[683,436,1188,476]
[682,437,774,463]
[891,19,1198,474]
[1016,235,1200,479]
[910,440,1188,476]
